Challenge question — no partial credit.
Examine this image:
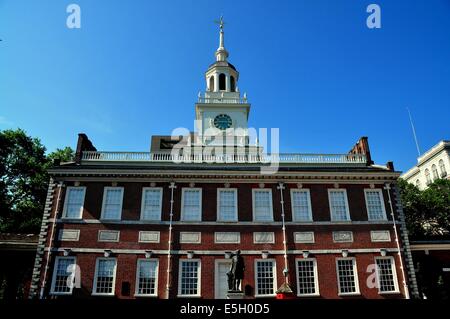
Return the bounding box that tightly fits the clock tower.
[195,17,251,147]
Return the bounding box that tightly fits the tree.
[398,178,450,238]
[0,129,74,233]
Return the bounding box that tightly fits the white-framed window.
[181,188,202,221]
[439,159,447,177]
[252,189,273,222]
[50,256,77,295]
[100,187,124,220]
[328,189,350,221]
[432,164,439,181]
[415,179,421,189]
[62,187,86,219]
[425,169,432,185]
[92,258,117,296]
[375,257,399,294]
[290,189,313,221]
[178,259,201,297]
[364,189,387,221]
[296,258,319,297]
[135,259,159,297]
[140,187,163,221]
[336,258,360,295]
[255,259,277,297]
[217,188,238,221]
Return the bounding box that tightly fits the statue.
[227,250,245,292]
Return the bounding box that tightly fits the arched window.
[416,179,421,189]
[432,164,439,181]
[209,76,215,92]
[439,159,447,177]
[230,76,236,92]
[425,169,431,185]
[219,73,226,91]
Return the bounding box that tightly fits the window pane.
[366,191,385,220]
[95,259,116,294]
[376,258,396,292]
[137,260,158,295]
[254,190,272,221]
[297,260,317,295]
[219,190,237,221]
[329,191,349,221]
[65,188,84,218]
[337,259,357,294]
[103,188,123,219]
[182,190,201,221]
[52,257,76,293]
[180,261,199,295]
[292,191,311,221]
[142,189,162,220]
[256,261,275,295]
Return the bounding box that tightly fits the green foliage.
[0,129,74,233]
[398,178,450,238]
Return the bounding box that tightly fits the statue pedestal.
[226,291,244,299]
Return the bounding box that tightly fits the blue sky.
[0,0,449,172]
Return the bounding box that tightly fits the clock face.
[213,114,232,130]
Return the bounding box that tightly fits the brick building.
[30,21,419,300]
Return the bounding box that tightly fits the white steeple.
[215,16,229,62]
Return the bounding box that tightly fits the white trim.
[290,189,313,222]
[50,256,77,295]
[295,258,320,297]
[216,188,238,222]
[370,230,391,243]
[97,230,120,242]
[336,257,360,296]
[177,259,201,298]
[253,232,275,244]
[138,231,160,243]
[140,187,163,221]
[100,187,124,220]
[254,258,277,297]
[214,259,232,299]
[180,188,202,222]
[58,229,80,242]
[62,186,86,219]
[328,189,351,221]
[332,231,354,243]
[179,232,202,244]
[214,232,241,244]
[364,189,387,221]
[375,256,400,294]
[134,258,159,297]
[252,189,274,222]
[92,257,117,296]
[294,232,315,244]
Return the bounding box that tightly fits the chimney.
[348,136,373,165]
[75,133,97,164]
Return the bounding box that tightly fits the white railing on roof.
[81,151,367,164]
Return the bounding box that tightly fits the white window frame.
[62,186,86,219]
[140,187,163,221]
[375,256,400,294]
[335,257,360,296]
[92,258,117,296]
[100,187,124,220]
[177,259,201,298]
[290,189,313,222]
[134,258,159,297]
[254,259,277,298]
[50,256,77,295]
[295,258,320,297]
[364,189,387,221]
[217,188,238,222]
[252,189,274,222]
[180,188,202,222]
[328,189,351,221]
